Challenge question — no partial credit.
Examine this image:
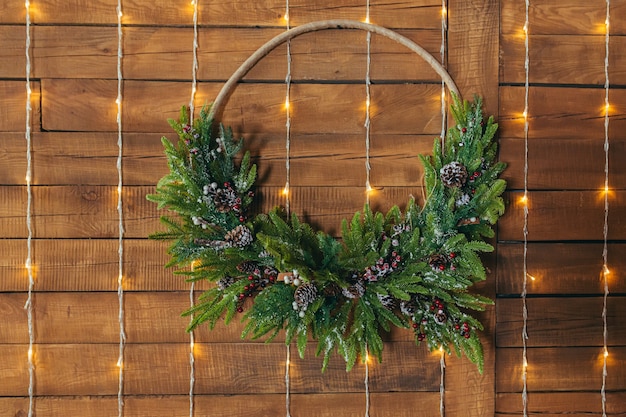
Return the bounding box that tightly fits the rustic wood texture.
[2,0,625,415]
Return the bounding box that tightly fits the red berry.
[462,127,467,133]
[239,293,245,300]
[439,264,445,271]
[412,323,419,329]
[449,252,456,258]
[471,189,476,194]
[224,182,230,187]
[237,307,243,313]
[239,216,245,222]
[430,305,435,311]
[248,275,254,281]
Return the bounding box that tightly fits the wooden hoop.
[208,19,460,120]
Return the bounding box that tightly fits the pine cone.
[428,253,448,271]
[440,161,468,188]
[294,283,318,308]
[434,309,447,324]
[400,299,417,316]
[342,280,366,299]
[323,282,342,297]
[213,187,238,213]
[377,293,396,310]
[217,276,235,290]
[237,260,259,275]
[224,225,253,248]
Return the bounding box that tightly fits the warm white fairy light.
[116,1,126,415]
[601,2,610,417]
[285,344,292,417]
[516,0,533,413]
[24,1,35,416]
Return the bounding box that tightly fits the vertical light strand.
[438,4,448,415]
[364,0,372,204]
[23,1,35,416]
[188,3,199,416]
[283,1,292,213]
[189,0,199,119]
[364,349,370,417]
[284,4,292,416]
[439,347,446,417]
[521,1,530,416]
[601,2,610,416]
[116,1,126,416]
[439,0,448,149]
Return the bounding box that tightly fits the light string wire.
[284,4,292,416]
[601,1,610,416]
[283,0,292,214]
[439,1,448,149]
[116,1,126,415]
[23,1,35,416]
[363,2,372,416]
[439,3,448,416]
[188,2,200,417]
[521,1,530,416]
[364,0,372,204]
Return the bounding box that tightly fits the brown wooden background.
[1,0,625,415]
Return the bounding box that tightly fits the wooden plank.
[0,81,41,133]
[497,243,626,295]
[0,342,441,396]
[446,0,499,416]
[0,392,444,417]
[500,34,626,86]
[501,0,626,36]
[0,26,25,78]
[41,79,442,134]
[496,297,626,348]
[496,347,626,393]
[1,131,435,187]
[500,137,626,190]
[499,86,626,141]
[499,191,626,242]
[496,392,626,416]
[0,239,183,292]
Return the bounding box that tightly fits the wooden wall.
[1,0,624,415]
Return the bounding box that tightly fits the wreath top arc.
[147,20,507,373]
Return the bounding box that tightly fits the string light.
[187,2,200,416]
[283,0,292,215]
[360,0,375,205]
[189,0,199,120]
[601,2,611,416]
[521,1,530,416]
[283,5,293,416]
[364,348,370,417]
[115,1,126,415]
[439,0,448,149]
[23,1,35,416]
[439,346,445,417]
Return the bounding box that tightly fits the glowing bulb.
[364,16,370,24]
[605,18,610,28]
[523,358,528,369]
[25,258,31,270]
[365,98,370,108]
[439,345,444,353]
[118,274,123,285]
[365,181,374,194]
[282,184,289,196]
[604,348,609,358]
[118,10,123,18]
[190,339,195,349]
[523,22,528,33]
[441,6,447,17]
[27,346,33,360]
[520,193,528,205]
[526,273,536,281]
[116,96,121,105]
[522,110,528,120]
[25,0,30,9]
[284,97,290,109]
[190,0,196,4]
[603,265,610,275]
[117,358,123,368]
[283,13,289,22]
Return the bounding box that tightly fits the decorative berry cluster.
[235,264,278,313]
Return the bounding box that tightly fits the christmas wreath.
[148,93,506,372]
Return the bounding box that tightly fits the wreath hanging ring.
[148,19,507,372]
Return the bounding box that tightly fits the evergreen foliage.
[148,94,506,373]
